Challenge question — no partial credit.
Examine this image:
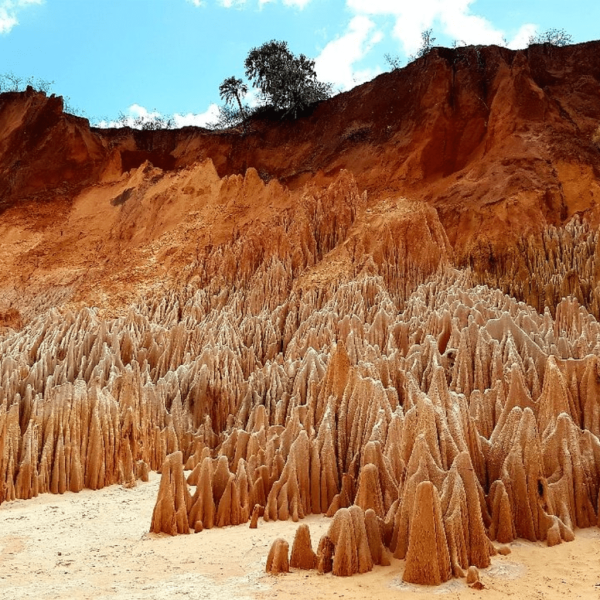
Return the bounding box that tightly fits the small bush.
[409,29,436,62]
[205,105,248,131]
[0,72,54,93]
[528,28,573,47]
[115,110,175,130]
[384,53,403,71]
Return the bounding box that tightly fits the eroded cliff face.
[1,41,600,587]
[2,42,600,321]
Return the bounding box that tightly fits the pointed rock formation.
[150,452,191,535]
[290,524,317,570]
[266,538,290,574]
[403,481,452,586]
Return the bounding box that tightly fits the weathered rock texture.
[133,266,600,585]
[1,40,600,588]
[266,538,290,574]
[2,210,600,583]
[290,524,317,570]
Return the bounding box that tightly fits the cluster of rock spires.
[2,42,600,589]
[134,256,600,585]
[472,217,600,320]
[2,160,600,584]
[0,165,447,503]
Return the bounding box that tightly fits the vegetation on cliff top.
[0,28,577,132]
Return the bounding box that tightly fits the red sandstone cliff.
[0,41,600,320]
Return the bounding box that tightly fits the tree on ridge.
[244,40,331,118]
[219,76,249,124]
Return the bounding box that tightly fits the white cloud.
[0,11,17,33]
[174,104,220,127]
[347,0,536,54]
[282,0,311,7]
[226,0,312,8]
[508,23,537,49]
[0,0,42,34]
[242,86,262,108]
[217,0,247,6]
[438,1,504,47]
[127,104,160,124]
[184,0,313,10]
[95,104,159,128]
[96,103,221,129]
[315,16,384,91]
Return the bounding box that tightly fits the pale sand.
[1,474,599,600]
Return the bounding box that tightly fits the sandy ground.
[1,474,600,600]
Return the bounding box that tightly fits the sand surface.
[0,474,599,600]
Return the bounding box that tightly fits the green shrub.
[244,40,332,118]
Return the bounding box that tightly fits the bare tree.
[409,29,437,62]
[384,53,403,71]
[528,28,573,47]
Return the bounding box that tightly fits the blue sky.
[0,0,598,126]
